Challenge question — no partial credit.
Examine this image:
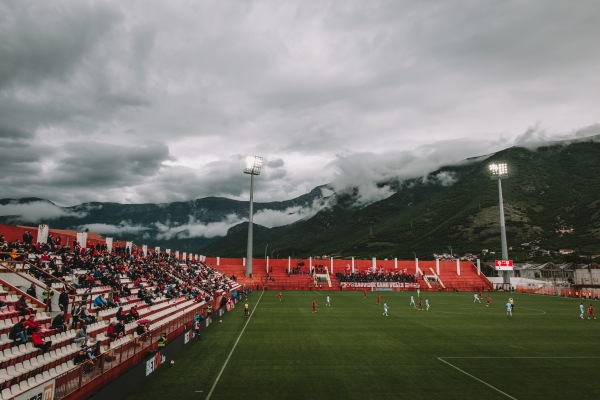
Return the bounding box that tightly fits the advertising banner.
[15,379,55,400]
[344,282,419,289]
[494,260,513,271]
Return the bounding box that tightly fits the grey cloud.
[154,199,330,241]
[325,135,512,206]
[50,142,173,187]
[0,201,88,223]
[0,1,122,90]
[0,139,43,183]
[513,123,548,146]
[422,171,458,187]
[127,157,254,205]
[266,158,284,168]
[513,123,600,149]
[0,125,35,141]
[573,124,600,139]
[155,214,243,240]
[78,222,151,237]
[253,199,330,227]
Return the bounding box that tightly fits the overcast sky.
[2,0,599,208]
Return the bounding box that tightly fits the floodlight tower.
[244,155,264,277]
[489,162,510,289]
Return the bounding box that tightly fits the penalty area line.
[437,357,518,400]
[206,290,265,400]
[440,356,600,359]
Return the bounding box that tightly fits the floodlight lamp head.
[244,155,264,175]
[489,162,508,179]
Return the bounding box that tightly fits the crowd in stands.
[1,232,239,349]
[335,270,417,283]
[289,261,306,275]
[0,229,244,396]
[311,265,328,274]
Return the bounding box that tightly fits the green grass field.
[125,291,600,400]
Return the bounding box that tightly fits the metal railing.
[0,255,77,312]
[55,303,204,400]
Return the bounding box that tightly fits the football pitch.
[125,291,599,400]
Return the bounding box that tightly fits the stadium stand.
[0,224,241,400]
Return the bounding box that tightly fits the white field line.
[437,357,518,400]
[206,291,265,400]
[437,356,600,400]
[441,356,600,359]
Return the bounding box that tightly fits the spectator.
[105,293,117,308]
[10,248,20,261]
[80,287,92,301]
[23,315,42,335]
[114,320,126,338]
[58,288,70,313]
[115,307,128,322]
[15,295,34,316]
[42,285,55,312]
[71,302,84,329]
[138,289,154,306]
[128,306,140,321]
[32,329,52,353]
[84,275,96,289]
[194,318,201,340]
[23,230,33,245]
[93,294,108,310]
[74,323,90,347]
[51,312,68,333]
[135,321,149,340]
[86,342,103,369]
[26,283,37,298]
[112,292,123,307]
[79,305,96,324]
[91,341,103,358]
[106,322,119,341]
[157,333,167,348]
[9,318,29,343]
[73,348,89,365]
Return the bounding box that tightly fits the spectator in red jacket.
[106,321,119,341]
[128,306,140,321]
[32,329,52,353]
[23,315,42,335]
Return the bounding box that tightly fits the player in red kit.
[278,292,282,302]
[312,299,318,313]
[589,304,596,320]
[486,295,491,307]
[376,294,381,305]
[363,289,367,299]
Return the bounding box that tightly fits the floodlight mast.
[489,162,510,290]
[244,155,264,277]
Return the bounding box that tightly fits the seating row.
[0,359,75,399]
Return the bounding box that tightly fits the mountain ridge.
[1,137,599,262]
